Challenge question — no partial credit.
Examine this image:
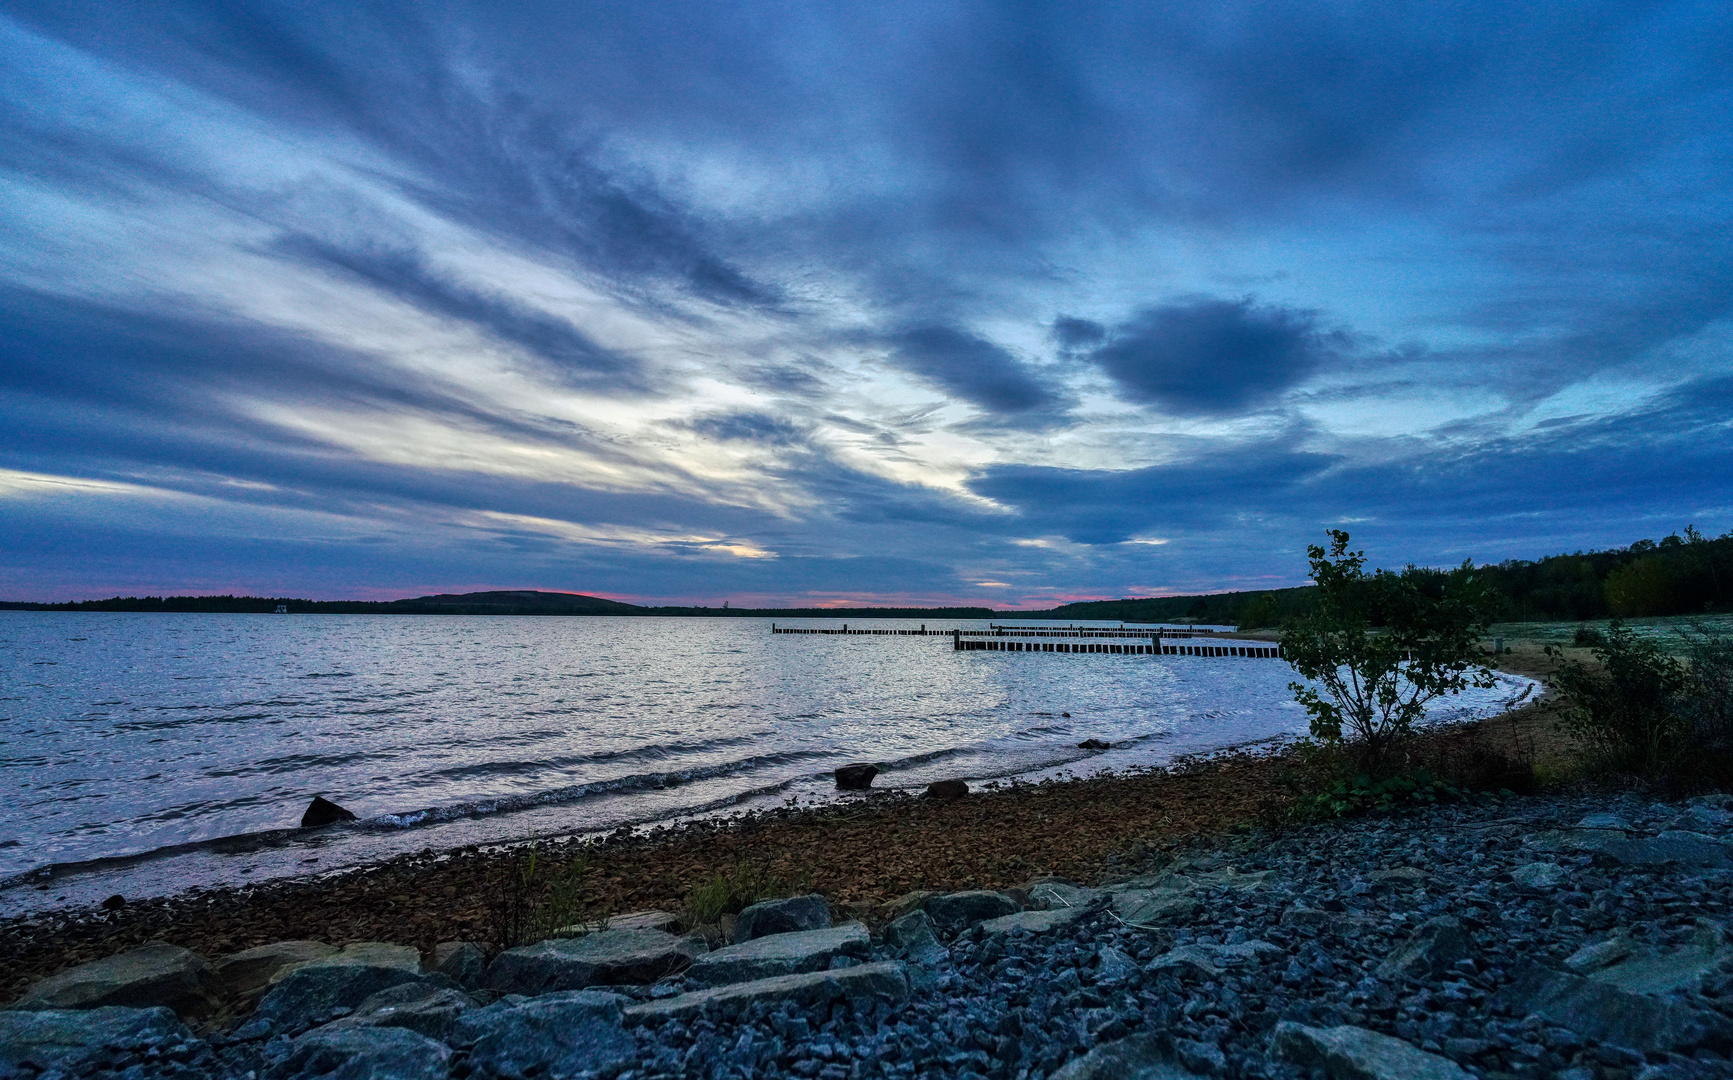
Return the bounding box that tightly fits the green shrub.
[1301,768,1464,819]
[681,860,810,928]
[494,846,601,947]
[1548,620,1690,778]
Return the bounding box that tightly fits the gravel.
[8,789,1733,1080]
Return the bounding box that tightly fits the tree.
[1549,621,1692,777]
[1282,530,1502,767]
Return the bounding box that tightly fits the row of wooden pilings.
[951,632,1283,658]
[767,623,1223,638]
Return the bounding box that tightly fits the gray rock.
[622,961,909,1022]
[1366,866,1429,892]
[550,909,682,938]
[322,981,476,1042]
[1147,945,1224,978]
[453,990,633,1079]
[1565,933,1637,974]
[1528,828,1733,868]
[11,943,224,1019]
[883,910,949,966]
[0,1006,192,1074]
[1111,884,1202,925]
[1026,881,1099,911]
[922,890,1020,932]
[686,922,870,985]
[215,941,338,1001]
[1589,937,1733,996]
[980,908,1087,935]
[1215,940,1284,965]
[1174,1038,1228,1076]
[483,929,703,994]
[252,964,427,1032]
[1269,1021,1472,1080]
[1577,812,1633,830]
[1094,946,1140,985]
[310,942,422,974]
[1510,862,1569,889]
[1377,916,1470,981]
[1050,1032,1203,1079]
[432,941,486,989]
[265,1025,449,1080]
[732,893,831,942]
[1500,961,1732,1054]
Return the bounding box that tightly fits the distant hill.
[6,528,1730,625]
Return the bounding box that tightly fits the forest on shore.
[5,527,1730,628]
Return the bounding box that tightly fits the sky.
[1,1,1731,608]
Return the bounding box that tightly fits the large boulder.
[835,763,879,790]
[1500,961,1732,1054]
[922,890,1020,933]
[432,941,487,989]
[250,964,427,1034]
[264,1025,449,1080]
[0,1006,193,1075]
[1377,916,1471,981]
[925,779,969,799]
[453,990,633,1079]
[1050,1032,1202,1079]
[882,910,949,966]
[483,929,703,994]
[322,981,477,1042]
[686,923,870,985]
[11,943,223,1019]
[623,961,909,1023]
[1585,924,1733,996]
[1026,881,1099,911]
[732,894,831,942]
[309,942,422,974]
[214,941,338,1001]
[980,908,1087,936]
[1270,1022,1472,1080]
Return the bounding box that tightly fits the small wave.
[417,734,763,782]
[297,672,354,679]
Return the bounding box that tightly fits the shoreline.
[0,671,1565,1004]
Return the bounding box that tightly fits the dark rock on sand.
[265,1025,448,1080]
[483,929,703,994]
[11,943,224,1019]
[733,893,831,943]
[0,1006,192,1075]
[925,779,969,799]
[300,795,357,828]
[101,894,125,911]
[454,990,633,1079]
[835,763,879,790]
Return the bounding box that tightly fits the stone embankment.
[4,791,1733,1079]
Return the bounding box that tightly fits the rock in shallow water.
[299,795,357,828]
[11,943,224,1019]
[733,893,831,942]
[835,763,878,790]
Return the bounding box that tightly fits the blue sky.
[1,1,1730,606]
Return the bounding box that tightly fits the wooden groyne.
[768,623,1286,659]
[951,633,1283,659]
[770,624,950,635]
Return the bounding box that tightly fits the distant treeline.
[5,528,1730,626]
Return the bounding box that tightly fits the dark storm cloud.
[888,326,1063,419]
[1089,298,1343,416]
[1051,317,1105,350]
[272,237,646,392]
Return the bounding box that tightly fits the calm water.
[0,613,1533,913]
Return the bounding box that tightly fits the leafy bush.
[1282,530,1501,768]
[681,860,810,928]
[1302,768,1464,819]
[1548,621,1690,778]
[1573,625,1605,647]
